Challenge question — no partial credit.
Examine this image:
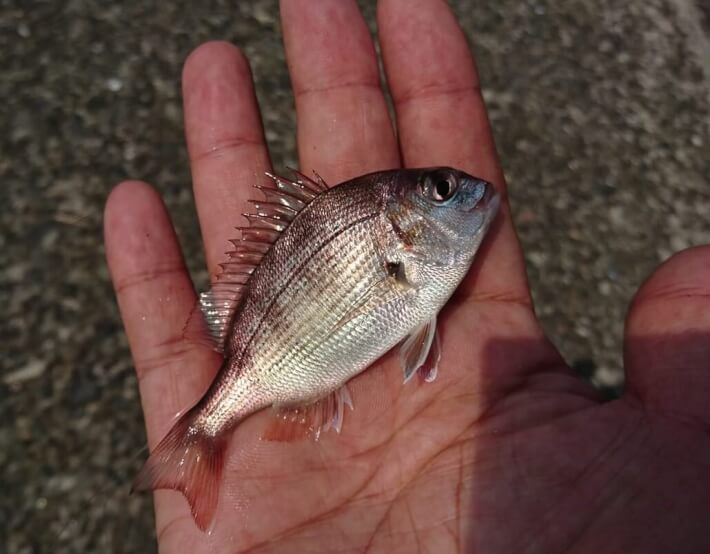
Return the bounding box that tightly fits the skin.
[103,0,710,552]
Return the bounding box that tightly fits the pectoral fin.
[417,330,441,383]
[400,316,441,384]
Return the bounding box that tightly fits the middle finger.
[183,42,272,277]
[281,0,399,183]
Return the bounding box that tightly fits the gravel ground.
[1,0,708,552]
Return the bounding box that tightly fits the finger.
[378,0,531,306]
[624,246,710,427]
[104,181,220,541]
[182,41,272,277]
[280,0,399,183]
[104,180,220,442]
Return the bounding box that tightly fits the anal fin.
[263,385,354,442]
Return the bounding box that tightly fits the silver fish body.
[133,167,499,530]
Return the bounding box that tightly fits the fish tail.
[131,408,228,531]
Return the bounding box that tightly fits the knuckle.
[113,262,186,294]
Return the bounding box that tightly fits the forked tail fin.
[131,409,228,531]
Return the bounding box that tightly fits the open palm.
[104,1,710,552]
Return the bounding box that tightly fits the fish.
[132,167,500,530]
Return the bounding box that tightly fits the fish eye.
[427,172,458,202]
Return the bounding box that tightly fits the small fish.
[132,167,500,530]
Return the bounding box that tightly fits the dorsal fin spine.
[218,261,255,271]
[242,214,287,231]
[238,227,281,243]
[255,186,307,210]
[227,253,264,265]
[229,240,271,254]
[272,179,317,201]
[248,200,298,218]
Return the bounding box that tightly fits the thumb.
[624,246,710,427]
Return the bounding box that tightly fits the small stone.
[594,366,624,388]
[608,206,625,227]
[4,264,26,282]
[253,3,275,25]
[527,250,548,268]
[106,78,123,92]
[598,281,612,296]
[123,143,136,161]
[3,359,47,385]
[670,235,690,252]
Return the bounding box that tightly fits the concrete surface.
[1,0,708,552]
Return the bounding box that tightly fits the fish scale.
[132,167,499,531]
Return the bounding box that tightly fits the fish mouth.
[468,180,500,219]
[467,181,501,241]
[482,184,501,223]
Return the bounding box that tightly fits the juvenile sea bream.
[133,167,500,530]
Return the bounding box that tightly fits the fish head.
[387,167,500,269]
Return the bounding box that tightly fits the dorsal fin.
[183,170,324,353]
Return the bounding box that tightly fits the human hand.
[104,0,710,552]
